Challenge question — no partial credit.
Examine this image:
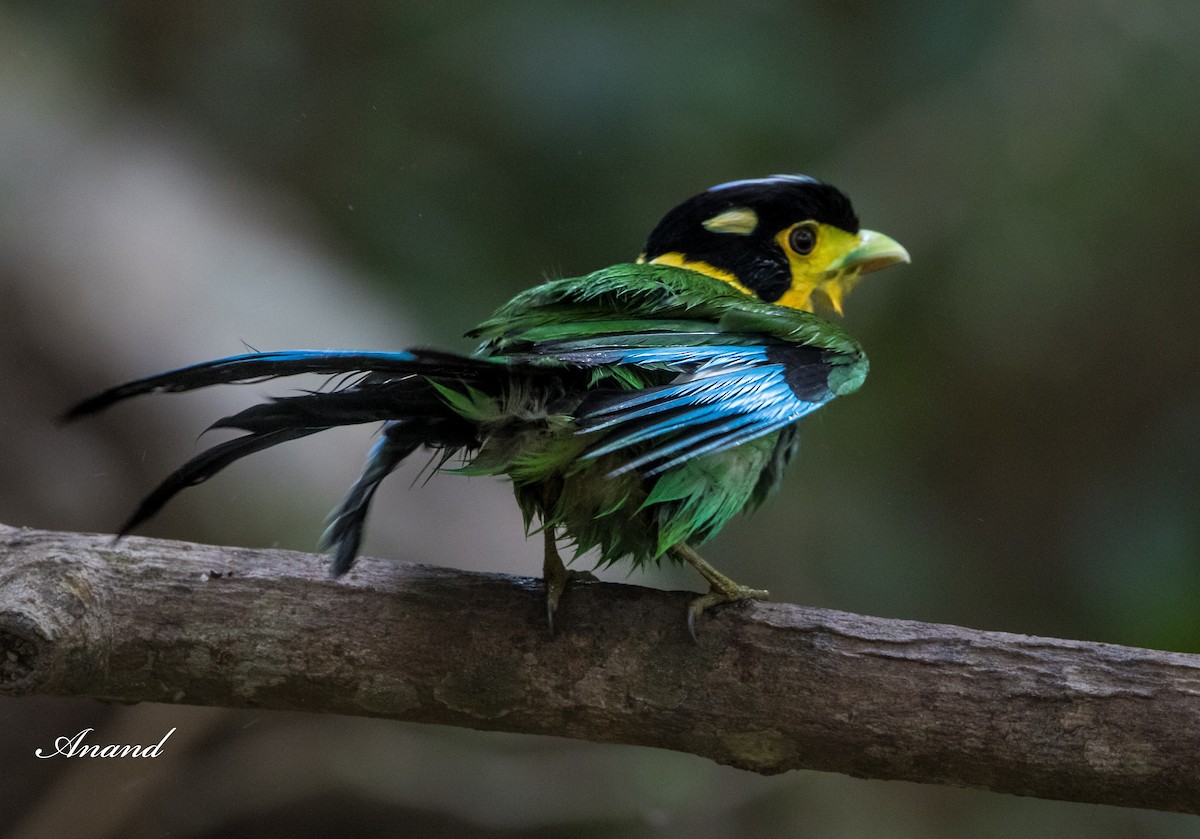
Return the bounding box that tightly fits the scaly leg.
[669,543,769,640]
[542,529,596,634]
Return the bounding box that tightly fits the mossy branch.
[3,523,1199,813]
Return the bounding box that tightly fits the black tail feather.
[321,421,426,576]
[63,348,502,420]
[209,383,448,435]
[118,426,324,537]
[71,346,512,555]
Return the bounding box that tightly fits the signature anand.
[34,727,176,759]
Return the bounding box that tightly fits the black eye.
[788,224,817,255]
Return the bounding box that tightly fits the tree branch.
[3,523,1199,813]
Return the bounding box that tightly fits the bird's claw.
[686,584,769,642]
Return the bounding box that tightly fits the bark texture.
[3,523,1199,813]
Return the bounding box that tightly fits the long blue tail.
[63,349,485,419]
[65,348,501,573]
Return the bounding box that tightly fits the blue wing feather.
[573,343,835,476]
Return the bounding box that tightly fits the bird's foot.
[686,582,770,641]
[670,542,769,640]
[543,529,596,634]
[545,566,599,634]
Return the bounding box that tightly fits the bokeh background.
[2,1,1199,836]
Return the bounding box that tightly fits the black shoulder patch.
[764,344,833,402]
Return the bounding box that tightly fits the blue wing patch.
[572,344,836,477]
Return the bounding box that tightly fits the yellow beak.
[826,229,911,275]
[816,229,910,316]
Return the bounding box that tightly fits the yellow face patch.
[641,221,906,315]
[774,222,864,313]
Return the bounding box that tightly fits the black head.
[641,175,905,313]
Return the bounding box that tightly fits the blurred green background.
[2,1,1199,836]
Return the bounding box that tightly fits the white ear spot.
[701,208,759,235]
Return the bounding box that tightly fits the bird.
[66,175,909,636]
